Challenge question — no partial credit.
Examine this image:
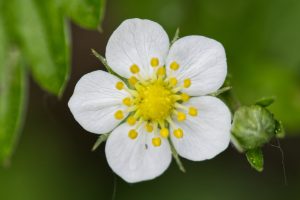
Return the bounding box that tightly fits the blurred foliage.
[0,0,105,164]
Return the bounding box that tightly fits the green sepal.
[275,120,285,138]
[168,138,186,173]
[245,148,264,172]
[92,133,109,151]
[255,97,275,107]
[170,28,180,46]
[91,49,128,83]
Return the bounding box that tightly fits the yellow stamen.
[177,112,186,121]
[157,67,166,76]
[183,79,191,88]
[128,129,138,139]
[152,137,161,147]
[173,128,183,138]
[122,97,132,106]
[128,76,138,86]
[170,61,179,70]
[130,64,140,74]
[127,116,136,126]
[169,77,178,86]
[145,123,154,132]
[114,110,124,120]
[180,93,190,102]
[115,82,124,90]
[189,107,198,116]
[150,57,159,67]
[160,128,169,138]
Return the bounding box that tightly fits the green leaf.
[245,148,264,172]
[6,0,70,96]
[92,133,109,151]
[255,97,275,107]
[61,0,106,30]
[0,21,27,164]
[231,105,276,151]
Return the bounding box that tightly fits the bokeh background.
[1,0,300,199]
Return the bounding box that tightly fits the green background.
[1,0,300,199]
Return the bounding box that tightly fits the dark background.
[1,0,300,199]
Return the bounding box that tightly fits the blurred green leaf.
[6,0,70,96]
[61,0,106,30]
[231,105,276,151]
[245,148,263,172]
[0,19,27,164]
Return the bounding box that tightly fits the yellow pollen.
[173,128,183,138]
[189,107,198,116]
[122,97,132,106]
[170,61,180,70]
[128,76,138,86]
[183,79,191,88]
[130,64,140,74]
[127,116,136,126]
[136,82,175,121]
[114,110,124,120]
[115,82,124,90]
[160,128,169,138]
[145,123,154,132]
[157,67,166,76]
[180,93,190,102]
[152,137,161,147]
[169,77,178,86]
[150,57,159,67]
[177,112,186,121]
[128,129,138,139]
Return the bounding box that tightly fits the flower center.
[136,81,175,121]
[114,58,198,147]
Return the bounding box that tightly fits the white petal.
[106,18,170,79]
[105,123,172,183]
[68,70,129,134]
[171,96,231,161]
[166,36,227,96]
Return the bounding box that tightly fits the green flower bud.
[231,105,276,151]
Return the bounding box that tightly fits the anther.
[145,123,154,132]
[183,78,191,88]
[130,64,140,74]
[127,116,136,126]
[170,61,179,71]
[169,77,178,86]
[160,128,169,138]
[152,137,162,147]
[128,76,138,86]
[150,57,159,67]
[122,97,132,106]
[177,112,186,122]
[115,82,124,90]
[180,93,190,102]
[173,128,183,138]
[128,129,138,139]
[157,67,166,76]
[189,107,198,116]
[114,110,124,120]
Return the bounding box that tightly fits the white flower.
[68,18,231,183]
